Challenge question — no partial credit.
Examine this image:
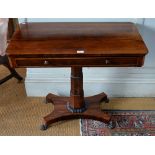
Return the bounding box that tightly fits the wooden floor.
[0,66,155,135]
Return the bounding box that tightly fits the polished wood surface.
[7,22,148,68]
[12,56,144,68]
[7,22,147,56]
[43,92,110,130]
[6,22,148,130]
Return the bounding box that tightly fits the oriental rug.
[81,110,155,136]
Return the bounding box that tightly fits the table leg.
[40,67,111,130]
[0,55,23,85]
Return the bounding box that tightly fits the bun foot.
[40,124,48,131]
[105,98,109,103]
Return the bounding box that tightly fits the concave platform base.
[40,92,111,130]
[40,67,112,130]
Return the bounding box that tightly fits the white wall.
[18,18,155,97]
[19,18,143,23]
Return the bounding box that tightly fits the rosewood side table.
[6,22,148,130]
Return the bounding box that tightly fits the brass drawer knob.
[105,59,110,64]
[44,60,49,65]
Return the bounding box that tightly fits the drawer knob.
[44,60,49,65]
[105,59,110,64]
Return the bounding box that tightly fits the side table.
[7,22,148,130]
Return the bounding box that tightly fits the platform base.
[41,92,111,130]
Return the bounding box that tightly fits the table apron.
[9,56,144,68]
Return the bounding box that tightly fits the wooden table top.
[7,22,148,57]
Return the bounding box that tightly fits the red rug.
[81,111,155,136]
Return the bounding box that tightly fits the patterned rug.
[81,110,155,136]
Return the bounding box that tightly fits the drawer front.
[13,57,143,67]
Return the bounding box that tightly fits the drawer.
[13,57,143,67]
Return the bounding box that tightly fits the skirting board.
[25,67,155,97]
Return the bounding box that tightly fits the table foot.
[105,98,109,103]
[41,92,111,130]
[40,124,48,131]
